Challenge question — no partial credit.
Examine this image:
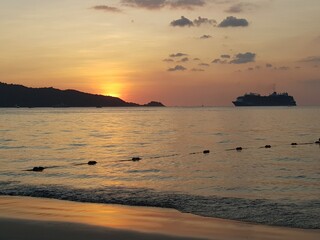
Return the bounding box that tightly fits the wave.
[0,181,319,229]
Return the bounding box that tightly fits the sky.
[0,0,319,106]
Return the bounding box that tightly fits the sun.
[101,83,122,98]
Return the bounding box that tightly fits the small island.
[0,82,165,108]
[143,101,165,107]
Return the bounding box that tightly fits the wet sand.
[0,196,319,240]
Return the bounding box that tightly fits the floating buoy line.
[26,138,320,172]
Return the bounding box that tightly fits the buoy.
[236,147,243,151]
[291,143,298,146]
[132,157,141,161]
[32,167,45,172]
[265,145,271,148]
[203,150,210,154]
[88,161,97,165]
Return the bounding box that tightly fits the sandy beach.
[0,196,319,240]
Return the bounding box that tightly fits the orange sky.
[0,0,319,106]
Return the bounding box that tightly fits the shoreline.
[0,196,319,240]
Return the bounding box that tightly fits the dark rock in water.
[315,141,320,144]
[203,150,210,154]
[265,145,271,148]
[143,101,165,107]
[88,161,97,165]
[236,147,243,151]
[132,157,141,161]
[32,167,45,172]
[291,143,298,146]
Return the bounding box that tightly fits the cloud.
[302,79,320,86]
[278,66,290,70]
[92,5,122,12]
[168,65,187,71]
[220,54,230,58]
[247,67,254,71]
[191,68,205,72]
[218,16,249,27]
[193,58,201,61]
[170,16,194,27]
[199,63,210,67]
[163,58,174,62]
[170,16,216,27]
[193,17,216,26]
[266,63,273,68]
[121,0,206,10]
[169,0,206,9]
[229,52,256,64]
[299,56,320,63]
[121,0,166,9]
[225,2,258,13]
[169,52,188,57]
[179,57,189,62]
[200,34,212,39]
[211,58,227,64]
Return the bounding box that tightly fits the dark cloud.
[230,52,255,64]
[191,68,205,72]
[220,54,230,58]
[121,0,166,9]
[299,56,320,63]
[200,35,212,39]
[193,17,216,26]
[163,58,174,62]
[170,16,194,27]
[169,53,188,57]
[278,66,290,70]
[179,57,189,62]
[295,66,301,69]
[193,58,201,61]
[218,16,249,27]
[302,79,320,86]
[212,58,227,64]
[92,5,122,12]
[168,65,187,71]
[266,63,273,68]
[169,0,206,9]
[170,16,216,28]
[247,67,254,71]
[255,65,260,69]
[121,0,206,10]
[225,2,258,13]
[199,63,210,67]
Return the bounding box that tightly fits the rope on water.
[24,138,319,172]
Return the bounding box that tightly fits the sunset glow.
[101,82,123,98]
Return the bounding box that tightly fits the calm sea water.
[0,107,319,228]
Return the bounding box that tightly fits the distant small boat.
[233,92,296,106]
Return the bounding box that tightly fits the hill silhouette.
[0,82,164,107]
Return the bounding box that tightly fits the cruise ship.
[232,92,296,106]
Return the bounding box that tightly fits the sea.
[0,107,319,229]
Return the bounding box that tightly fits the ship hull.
[233,102,296,106]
